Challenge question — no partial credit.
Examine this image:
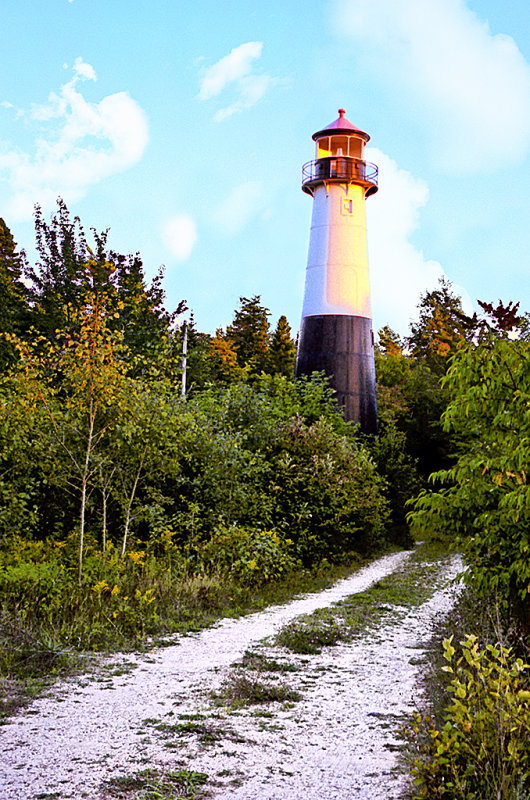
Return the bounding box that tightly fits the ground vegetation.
[0,204,529,797]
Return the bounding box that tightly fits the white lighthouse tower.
[295,109,378,433]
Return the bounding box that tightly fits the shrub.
[197,524,297,586]
[408,634,530,799]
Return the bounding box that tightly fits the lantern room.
[301,109,378,197]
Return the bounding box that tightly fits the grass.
[237,650,300,672]
[0,552,377,720]
[212,672,302,707]
[103,768,208,799]
[274,541,453,654]
[143,717,245,746]
[0,610,89,721]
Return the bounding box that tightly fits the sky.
[1,0,530,337]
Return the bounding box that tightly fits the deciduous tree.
[410,318,530,621]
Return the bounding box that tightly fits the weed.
[143,716,245,746]
[103,767,208,799]
[213,672,301,706]
[275,617,346,654]
[238,650,299,672]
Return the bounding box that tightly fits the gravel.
[0,549,462,799]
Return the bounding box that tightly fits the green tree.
[226,295,271,374]
[26,200,186,376]
[406,277,471,374]
[410,322,530,621]
[0,219,30,372]
[268,315,296,376]
[375,336,451,478]
[110,380,189,556]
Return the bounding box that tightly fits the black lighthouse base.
[295,314,378,434]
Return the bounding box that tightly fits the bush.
[408,634,530,799]
[409,335,530,622]
[197,524,297,586]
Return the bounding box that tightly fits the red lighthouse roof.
[312,108,370,143]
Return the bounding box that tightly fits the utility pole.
[181,319,188,398]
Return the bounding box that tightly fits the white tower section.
[302,181,371,318]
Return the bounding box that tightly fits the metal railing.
[302,157,378,194]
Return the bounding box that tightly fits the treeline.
[1,200,529,642]
[0,201,404,655]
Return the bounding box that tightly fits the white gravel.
[0,550,462,800]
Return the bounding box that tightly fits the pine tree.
[406,277,471,373]
[268,315,296,376]
[226,295,271,374]
[0,218,30,372]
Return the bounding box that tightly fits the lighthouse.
[295,109,378,433]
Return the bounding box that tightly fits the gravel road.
[0,549,462,800]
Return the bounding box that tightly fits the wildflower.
[127,550,145,566]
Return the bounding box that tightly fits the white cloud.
[213,181,265,236]
[163,215,198,262]
[213,74,272,122]
[334,0,530,171]
[366,147,471,334]
[72,56,96,81]
[199,42,262,99]
[198,42,273,120]
[0,59,148,221]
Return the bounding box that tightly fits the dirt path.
[0,550,461,799]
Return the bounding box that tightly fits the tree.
[6,294,128,583]
[375,335,451,478]
[407,277,471,374]
[227,295,271,374]
[27,200,96,335]
[0,219,30,372]
[410,320,530,622]
[377,325,403,356]
[268,315,297,376]
[26,200,187,377]
[207,331,249,383]
[110,380,187,556]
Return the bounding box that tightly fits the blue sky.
[2,0,530,336]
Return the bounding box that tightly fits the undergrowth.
[401,587,530,800]
[0,536,367,720]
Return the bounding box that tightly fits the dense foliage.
[0,202,402,666]
[1,204,528,689]
[408,633,530,799]
[410,309,530,623]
